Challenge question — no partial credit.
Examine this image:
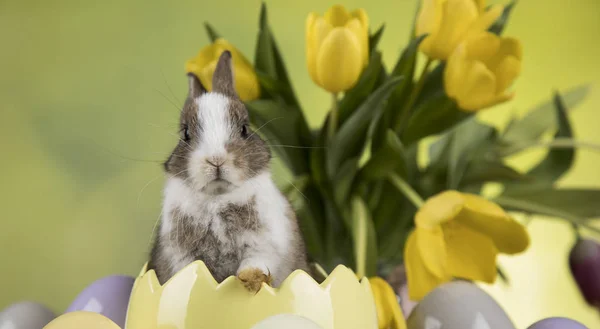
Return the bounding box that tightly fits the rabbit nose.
[206,155,225,168]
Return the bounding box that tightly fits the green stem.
[494,196,600,235]
[393,58,433,134]
[328,93,339,141]
[388,173,425,208]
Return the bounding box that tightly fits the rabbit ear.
[212,50,237,98]
[187,73,206,99]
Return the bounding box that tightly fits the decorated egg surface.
[65,275,134,328]
[527,317,589,329]
[407,280,516,329]
[0,301,56,329]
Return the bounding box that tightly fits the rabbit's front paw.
[237,267,272,293]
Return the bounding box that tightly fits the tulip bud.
[416,0,503,60]
[444,32,522,111]
[185,38,260,102]
[569,238,600,309]
[305,5,369,93]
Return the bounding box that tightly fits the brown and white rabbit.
[147,51,310,292]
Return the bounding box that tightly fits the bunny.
[147,51,310,292]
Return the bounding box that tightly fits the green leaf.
[378,196,414,261]
[351,196,378,277]
[327,77,404,179]
[254,27,277,79]
[338,52,385,125]
[494,195,600,235]
[505,92,575,191]
[402,91,471,144]
[372,35,427,151]
[246,99,309,174]
[500,188,600,219]
[488,1,517,35]
[409,0,422,40]
[428,133,453,171]
[369,24,385,54]
[254,3,302,108]
[296,183,326,263]
[256,71,284,96]
[499,84,590,155]
[310,127,328,189]
[497,266,510,284]
[204,22,221,42]
[334,157,360,205]
[253,3,311,155]
[359,130,407,181]
[447,118,496,189]
[461,159,531,186]
[282,174,310,199]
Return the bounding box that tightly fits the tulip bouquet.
[186,0,600,308]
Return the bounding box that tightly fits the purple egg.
[65,275,135,328]
[527,317,589,329]
[0,301,56,329]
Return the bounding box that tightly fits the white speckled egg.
[407,280,515,329]
[0,301,55,329]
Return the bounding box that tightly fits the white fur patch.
[195,93,230,159]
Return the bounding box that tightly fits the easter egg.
[407,280,515,329]
[65,275,135,328]
[527,317,589,329]
[0,301,55,329]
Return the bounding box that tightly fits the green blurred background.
[1,0,599,327]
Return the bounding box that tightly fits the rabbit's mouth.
[201,178,233,195]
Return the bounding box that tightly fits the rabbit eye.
[241,124,249,138]
[182,125,190,142]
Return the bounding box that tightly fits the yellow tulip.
[444,32,522,111]
[404,190,530,301]
[369,277,407,329]
[306,5,369,93]
[185,38,260,102]
[416,0,503,60]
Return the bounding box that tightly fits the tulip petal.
[351,9,369,29]
[346,18,369,67]
[467,5,503,36]
[415,190,464,229]
[494,56,520,94]
[444,44,469,99]
[416,0,443,36]
[308,17,333,87]
[487,37,523,71]
[233,63,261,101]
[198,60,217,91]
[464,32,501,62]
[193,42,221,70]
[306,12,318,38]
[404,231,450,301]
[415,226,448,279]
[474,0,486,13]
[457,60,497,111]
[427,0,479,59]
[325,4,351,27]
[456,193,530,254]
[315,27,363,93]
[443,221,498,283]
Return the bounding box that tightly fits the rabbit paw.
[237,267,272,293]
